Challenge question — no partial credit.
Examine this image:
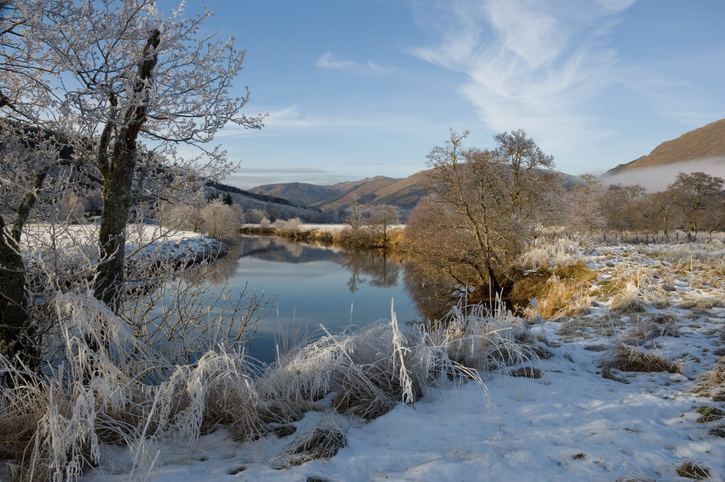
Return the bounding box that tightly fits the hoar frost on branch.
[14,0,264,307]
[0,0,263,378]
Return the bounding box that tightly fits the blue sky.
[159,0,725,189]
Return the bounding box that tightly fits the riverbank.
[238,222,405,251]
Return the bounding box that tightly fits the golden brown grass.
[511,262,598,320]
[603,263,672,312]
[691,364,725,400]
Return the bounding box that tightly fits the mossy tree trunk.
[93,29,160,312]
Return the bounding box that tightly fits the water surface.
[217,236,421,363]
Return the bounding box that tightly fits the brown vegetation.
[600,344,685,382]
[403,130,561,298]
[509,262,598,319]
[676,459,710,480]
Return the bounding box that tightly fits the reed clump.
[511,261,598,320]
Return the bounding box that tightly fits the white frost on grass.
[77,242,725,481]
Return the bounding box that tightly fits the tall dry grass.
[0,293,541,480]
[605,263,671,312]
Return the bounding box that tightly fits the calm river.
[213,236,422,364]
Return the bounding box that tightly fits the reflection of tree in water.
[180,236,488,325]
[286,241,303,259]
[401,259,518,323]
[401,261,465,323]
[339,250,400,293]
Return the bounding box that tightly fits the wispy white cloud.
[235,167,328,174]
[316,52,399,75]
[218,106,432,135]
[407,0,636,162]
[594,0,636,13]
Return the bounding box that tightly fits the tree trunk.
[0,215,37,385]
[94,147,136,310]
[93,29,160,312]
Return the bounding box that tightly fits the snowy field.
[80,241,725,482]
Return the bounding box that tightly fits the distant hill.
[248,182,339,207]
[251,175,426,211]
[251,169,581,213]
[205,181,329,222]
[605,118,725,176]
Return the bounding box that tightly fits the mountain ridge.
[250,175,425,211]
[605,118,725,176]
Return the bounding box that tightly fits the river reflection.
[213,236,423,363]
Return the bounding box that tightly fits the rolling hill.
[247,182,339,207]
[605,118,725,176]
[251,174,428,211]
[251,168,582,213]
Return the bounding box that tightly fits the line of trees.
[564,171,725,240]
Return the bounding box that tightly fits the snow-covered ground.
[20,223,226,267]
[80,242,725,481]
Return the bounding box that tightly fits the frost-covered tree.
[0,0,263,369]
[4,0,263,305]
[201,201,243,239]
[562,174,606,236]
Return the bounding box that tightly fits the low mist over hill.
[604,118,725,190]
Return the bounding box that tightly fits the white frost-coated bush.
[429,301,539,373]
[22,293,142,482]
[260,302,537,420]
[272,217,303,235]
[4,292,263,480]
[152,349,263,442]
[261,313,473,420]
